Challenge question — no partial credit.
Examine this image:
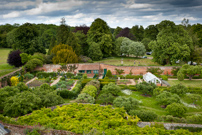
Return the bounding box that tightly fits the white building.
[143,72,162,84]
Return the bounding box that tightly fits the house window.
[87,70,91,74]
[93,70,99,74]
[79,70,85,73]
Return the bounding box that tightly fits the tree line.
[1,18,202,65]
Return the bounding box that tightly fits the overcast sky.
[0,0,202,28]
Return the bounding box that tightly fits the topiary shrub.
[7,50,23,67]
[96,93,115,105]
[160,75,168,81]
[166,103,187,117]
[129,110,157,121]
[82,73,87,79]
[106,70,112,78]
[136,82,156,95]
[57,90,76,99]
[86,80,100,91]
[113,97,139,112]
[75,93,95,103]
[10,76,19,86]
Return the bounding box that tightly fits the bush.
[156,91,180,106]
[75,93,95,103]
[24,73,34,79]
[113,97,139,112]
[187,94,201,104]
[79,55,93,63]
[25,58,43,71]
[57,90,76,99]
[82,73,87,79]
[7,50,23,67]
[160,75,168,81]
[170,84,187,96]
[81,79,93,88]
[10,76,19,86]
[160,115,187,123]
[136,82,156,95]
[106,70,112,78]
[171,67,181,76]
[81,85,97,98]
[101,82,121,96]
[166,103,187,117]
[186,114,202,124]
[129,110,157,121]
[177,71,184,81]
[60,77,65,81]
[96,93,115,105]
[86,80,100,91]
[36,72,57,78]
[153,87,170,96]
[187,87,202,94]
[65,72,74,78]
[17,82,29,92]
[72,81,82,95]
[45,77,51,83]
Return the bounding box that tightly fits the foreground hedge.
[17,103,200,134]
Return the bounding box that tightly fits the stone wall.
[137,122,202,130]
[35,64,176,76]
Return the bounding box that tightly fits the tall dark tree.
[56,18,70,44]
[116,27,136,40]
[113,26,122,38]
[7,50,23,67]
[75,31,89,56]
[66,32,81,56]
[48,36,56,55]
[131,25,144,41]
[13,23,45,55]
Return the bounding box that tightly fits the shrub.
[187,94,201,104]
[115,68,124,75]
[106,70,112,78]
[81,79,93,88]
[166,103,187,117]
[147,67,163,75]
[81,85,97,98]
[113,97,139,112]
[79,55,93,63]
[24,73,34,79]
[86,80,100,91]
[45,77,51,83]
[75,93,95,103]
[60,84,66,89]
[156,91,180,106]
[96,93,115,105]
[36,72,57,78]
[65,72,74,78]
[177,71,184,81]
[160,75,168,81]
[25,58,43,71]
[129,110,157,121]
[17,82,29,92]
[171,67,180,76]
[101,82,121,96]
[57,90,76,99]
[60,77,65,81]
[7,50,23,67]
[82,73,87,79]
[136,82,156,95]
[186,114,202,124]
[10,76,19,86]
[153,87,170,96]
[160,115,187,123]
[170,84,187,96]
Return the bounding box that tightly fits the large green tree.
[13,23,46,54]
[56,18,70,44]
[149,21,193,65]
[131,25,144,41]
[179,64,202,80]
[74,31,89,56]
[87,18,113,57]
[144,25,159,40]
[114,37,124,56]
[88,42,103,60]
[129,42,146,57]
[66,32,81,56]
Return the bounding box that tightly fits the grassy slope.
[0,48,18,77]
[94,57,161,66]
[168,80,202,87]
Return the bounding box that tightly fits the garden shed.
[143,72,162,85]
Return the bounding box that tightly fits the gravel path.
[50,76,62,86]
[70,80,78,91]
[26,77,37,85]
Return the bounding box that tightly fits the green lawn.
[0,48,19,77]
[167,80,202,87]
[94,57,160,66]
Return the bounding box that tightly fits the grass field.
[0,48,19,77]
[167,80,202,87]
[121,90,202,116]
[94,56,160,66]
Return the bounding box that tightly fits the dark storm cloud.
[0,0,201,28]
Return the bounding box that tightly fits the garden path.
[26,77,37,85]
[129,79,136,85]
[50,76,62,86]
[70,80,78,91]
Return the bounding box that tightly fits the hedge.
[36,72,57,78]
[81,79,93,88]
[100,82,116,88]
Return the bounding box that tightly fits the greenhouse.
[143,72,162,84]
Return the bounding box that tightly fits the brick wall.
[35,64,176,76]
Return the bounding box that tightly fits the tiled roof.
[77,64,100,70]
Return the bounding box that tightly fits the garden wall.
[35,64,175,76]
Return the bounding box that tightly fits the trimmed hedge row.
[112,75,143,80]
[36,72,57,78]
